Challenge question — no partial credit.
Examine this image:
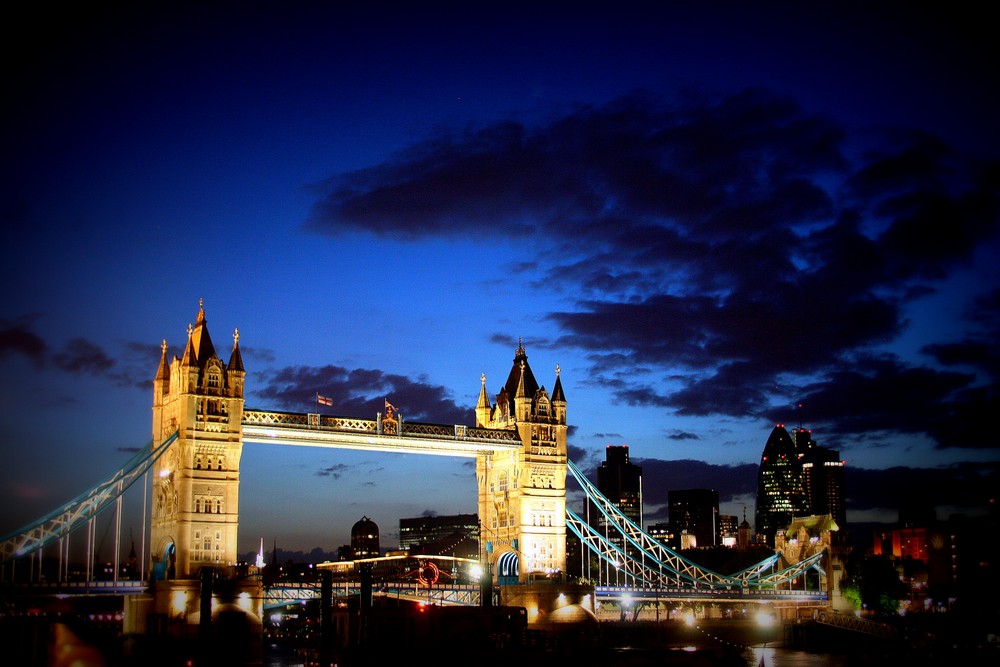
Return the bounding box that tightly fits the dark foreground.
[4,612,999,666]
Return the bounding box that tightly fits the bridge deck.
[241,410,522,456]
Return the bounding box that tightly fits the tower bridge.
[1,302,831,626]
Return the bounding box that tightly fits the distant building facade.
[351,516,380,558]
[668,488,719,549]
[755,423,847,551]
[793,428,847,531]
[718,514,738,547]
[595,445,643,547]
[754,424,810,546]
[399,513,479,559]
[646,522,673,546]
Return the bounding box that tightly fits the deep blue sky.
[2,2,998,557]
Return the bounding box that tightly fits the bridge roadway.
[240,410,523,456]
[263,582,826,608]
[1,579,827,613]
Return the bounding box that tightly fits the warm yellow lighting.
[755,611,775,627]
[170,591,187,616]
[527,604,539,622]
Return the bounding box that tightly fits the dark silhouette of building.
[398,513,479,559]
[646,522,673,547]
[737,508,754,548]
[793,427,847,532]
[668,488,719,549]
[351,516,380,558]
[595,445,642,547]
[754,424,809,546]
[718,514,738,545]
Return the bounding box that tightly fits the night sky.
[2,2,998,557]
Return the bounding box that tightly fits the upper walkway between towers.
[240,409,523,457]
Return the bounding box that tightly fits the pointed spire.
[189,298,217,367]
[181,322,196,366]
[476,372,491,410]
[155,338,170,382]
[551,363,566,403]
[515,360,527,398]
[503,337,538,414]
[227,327,245,373]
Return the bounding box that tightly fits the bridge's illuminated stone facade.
[475,342,568,582]
[150,302,246,580]
[148,304,569,584]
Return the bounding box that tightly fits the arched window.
[498,472,508,493]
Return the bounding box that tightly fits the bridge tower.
[476,340,567,583]
[150,300,245,579]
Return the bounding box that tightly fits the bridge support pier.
[123,576,263,663]
[498,582,596,626]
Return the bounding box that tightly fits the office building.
[596,445,643,534]
[793,428,847,531]
[668,488,719,549]
[398,513,479,559]
[754,424,809,546]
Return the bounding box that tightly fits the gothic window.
[215,499,223,514]
[208,370,221,389]
[498,472,508,493]
[195,499,202,513]
[216,457,224,471]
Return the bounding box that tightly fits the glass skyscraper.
[754,424,809,545]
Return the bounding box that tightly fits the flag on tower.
[317,393,333,406]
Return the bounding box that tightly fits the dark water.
[259,641,849,666]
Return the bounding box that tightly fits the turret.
[227,328,245,399]
[475,372,491,427]
[551,364,566,425]
[514,360,531,422]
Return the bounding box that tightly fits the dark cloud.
[307,87,1000,453]
[629,459,759,516]
[254,364,470,424]
[0,315,48,365]
[844,462,999,516]
[316,463,349,479]
[51,337,115,374]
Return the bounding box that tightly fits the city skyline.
[2,3,998,555]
